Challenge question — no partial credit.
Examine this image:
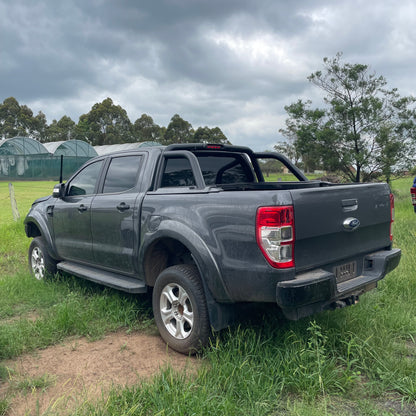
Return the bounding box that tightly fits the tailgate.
[291,183,392,272]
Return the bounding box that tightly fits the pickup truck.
[24,143,401,353]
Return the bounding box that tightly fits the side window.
[197,155,254,185]
[67,160,104,196]
[103,155,142,193]
[161,157,196,187]
[257,157,300,181]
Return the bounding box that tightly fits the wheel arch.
[24,215,59,260]
[141,222,225,290]
[140,222,236,331]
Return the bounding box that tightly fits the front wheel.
[152,264,211,354]
[28,237,57,280]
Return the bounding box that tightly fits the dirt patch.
[2,310,40,325]
[1,330,199,415]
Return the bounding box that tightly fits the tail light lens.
[411,187,416,206]
[256,206,295,268]
[390,193,395,242]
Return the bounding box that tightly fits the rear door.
[90,154,144,274]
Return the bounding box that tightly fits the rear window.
[160,152,255,188]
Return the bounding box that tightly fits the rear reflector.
[256,206,295,268]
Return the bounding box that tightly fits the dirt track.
[1,330,198,415]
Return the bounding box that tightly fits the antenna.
[59,155,63,183]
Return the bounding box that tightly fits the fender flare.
[139,220,236,330]
[24,213,59,260]
[140,219,231,301]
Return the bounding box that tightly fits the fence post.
[8,183,20,221]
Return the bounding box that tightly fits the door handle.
[78,204,88,213]
[116,202,130,212]
[342,199,358,212]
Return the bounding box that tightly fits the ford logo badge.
[343,217,360,231]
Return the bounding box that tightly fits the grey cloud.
[1,0,416,149]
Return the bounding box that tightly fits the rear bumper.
[276,248,401,320]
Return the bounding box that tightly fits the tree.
[280,53,416,182]
[0,97,34,139]
[78,98,133,146]
[0,97,50,141]
[258,154,284,177]
[194,126,231,144]
[132,114,163,142]
[47,116,77,142]
[163,114,194,145]
[274,140,301,166]
[32,111,49,142]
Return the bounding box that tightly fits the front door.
[53,159,104,263]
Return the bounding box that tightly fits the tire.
[152,264,211,354]
[28,237,57,280]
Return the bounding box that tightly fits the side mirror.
[52,183,64,198]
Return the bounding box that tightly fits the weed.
[10,374,55,395]
[0,365,12,382]
[0,398,10,416]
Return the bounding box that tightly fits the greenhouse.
[0,137,95,180]
[44,140,97,157]
[0,136,49,156]
[0,137,161,180]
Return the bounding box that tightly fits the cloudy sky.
[1,0,415,150]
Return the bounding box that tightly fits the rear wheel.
[152,264,210,354]
[28,237,57,280]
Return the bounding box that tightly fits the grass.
[0,399,9,416]
[0,271,154,359]
[0,178,416,415]
[9,373,55,395]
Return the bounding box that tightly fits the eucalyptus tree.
[0,97,48,141]
[133,114,163,142]
[163,114,194,145]
[47,116,76,142]
[280,53,416,182]
[193,126,231,144]
[77,98,133,146]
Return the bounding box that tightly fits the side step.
[57,261,147,294]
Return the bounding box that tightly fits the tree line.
[3,53,414,183]
[0,97,230,146]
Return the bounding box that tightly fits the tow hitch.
[331,295,359,310]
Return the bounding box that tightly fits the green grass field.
[0,178,415,415]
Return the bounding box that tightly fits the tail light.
[256,206,295,268]
[411,187,416,206]
[390,193,395,242]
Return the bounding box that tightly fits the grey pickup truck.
[24,143,401,353]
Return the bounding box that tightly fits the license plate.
[334,261,357,283]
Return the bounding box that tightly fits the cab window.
[103,155,142,193]
[67,160,104,196]
[161,157,196,187]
